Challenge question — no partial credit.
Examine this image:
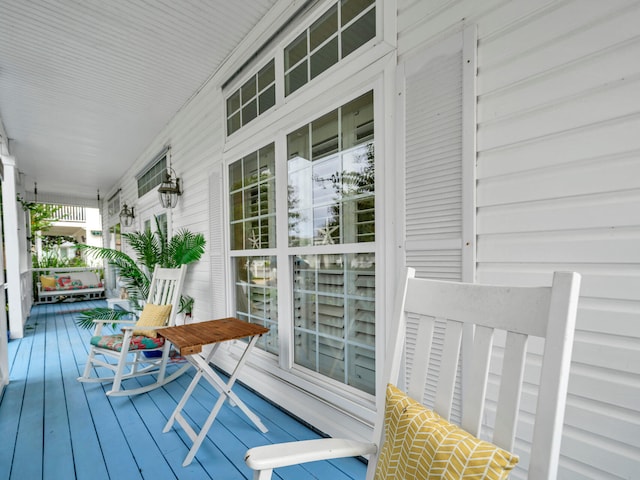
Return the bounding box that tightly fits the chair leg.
[109,332,133,394]
[80,347,97,380]
[254,469,274,480]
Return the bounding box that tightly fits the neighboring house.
[2,1,639,478]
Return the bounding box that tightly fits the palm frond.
[76,307,134,330]
[168,229,206,267]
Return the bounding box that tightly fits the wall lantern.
[119,203,135,227]
[157,146,182,209]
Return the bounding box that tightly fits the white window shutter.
[209,169,227,319]
[399,29,477,421]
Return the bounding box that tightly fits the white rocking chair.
[245,269,581,479]
[77,265,190,396]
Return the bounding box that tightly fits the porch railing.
[47,204,86,222]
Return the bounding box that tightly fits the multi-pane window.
[284,0,376,96]
[137,155,166,198]
[107,192,120,217]
[227,60,276,136]
[229,143,276,250]
[229,144,278,352]
[288,91,375,394]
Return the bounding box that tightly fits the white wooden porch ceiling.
[0,0,279,201]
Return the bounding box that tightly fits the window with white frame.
[229,144,279,354]
[137,151,167,198]
[226,60,276,136]
[227,91,375,394]
[284,0,376,96]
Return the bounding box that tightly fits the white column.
[0,156,8,387]
[1,156,25,339]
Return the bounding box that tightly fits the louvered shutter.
[209,169,227,318]
[400,32,475,422]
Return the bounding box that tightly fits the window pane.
[258,60,275,91]
[292,253,375,394]
[234,256,279,354]
[310,37,339,81]
[312,110,339,160]
[258,85,276,114]
[341,7,375,58]
[227,89,241,114]
[285,61,308,96]
[341,0,374,26]
[310,5,338,51]
[241,77,256,103]
[285,32,307,70]
[227,112,241,135]
[242,99,258,125]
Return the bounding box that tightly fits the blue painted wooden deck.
[0,300,367,479]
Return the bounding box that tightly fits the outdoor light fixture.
[119,203,135,227]
[158,147,182,209]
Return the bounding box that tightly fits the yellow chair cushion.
[40,275,56,288]
[374,384,519,480]
[132,303,172,338]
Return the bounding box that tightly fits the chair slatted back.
[146,265,187,327]
[375,269,581,479]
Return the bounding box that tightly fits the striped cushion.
[374,384,518,480]
[90,334,165,351]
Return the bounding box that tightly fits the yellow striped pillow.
[374,384,519,480]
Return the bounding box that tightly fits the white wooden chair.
[245,269,581,479]
[77,265,190,396]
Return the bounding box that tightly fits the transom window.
[284,0,376,96]
[226,60,276,136]
[137,153,167,198]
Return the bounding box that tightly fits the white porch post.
[0,156,8,389]
[1,155,26,339]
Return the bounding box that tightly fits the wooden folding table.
[158,317,269,466]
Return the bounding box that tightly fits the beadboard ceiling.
[0,0,279,202]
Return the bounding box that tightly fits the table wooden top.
[158,317,269,355]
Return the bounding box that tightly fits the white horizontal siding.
[399,0,640,478]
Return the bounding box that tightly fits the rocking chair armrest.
[244,438,377,471]
[120,324,166,331]
[93,319,137,325]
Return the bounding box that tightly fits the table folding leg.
[163,335,268,466]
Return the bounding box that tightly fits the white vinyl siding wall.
[398,0,640,478]
[105,0,640,476]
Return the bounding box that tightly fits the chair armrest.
[244,438,376,471]
[93,319,136,325]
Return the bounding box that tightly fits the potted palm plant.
[76,216,205,329]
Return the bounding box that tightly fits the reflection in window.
[287,91,374,247]
[229,144,276,250]
[284,0,375,96]
[293,253,375,394]
[234,256,279,354]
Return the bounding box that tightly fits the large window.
[284,0,376,96]
[288,91,375,394]
[229,144,279,353]
[227,91,375,395]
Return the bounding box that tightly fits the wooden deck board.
[0,300,367,479]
